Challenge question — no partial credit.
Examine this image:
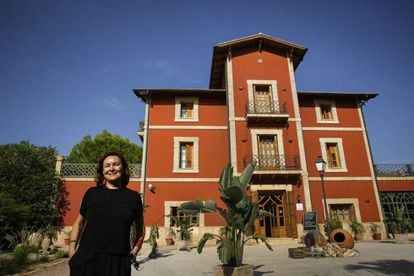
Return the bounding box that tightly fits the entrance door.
[257,191,286,237]
[258,135,279,170]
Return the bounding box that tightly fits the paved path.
[27,241,414,276]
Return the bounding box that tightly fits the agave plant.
[180,163,273,267]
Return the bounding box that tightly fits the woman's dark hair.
[96,152,130,188]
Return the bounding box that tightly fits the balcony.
[244,154,301,174]
[375,164,414,177]
[137,121,145,141]
[246,100,289,122]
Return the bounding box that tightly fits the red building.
[59,34,414,243]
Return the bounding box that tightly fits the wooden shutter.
[286,191,298,238]
[326,143,341,168]
[185,143,193,168]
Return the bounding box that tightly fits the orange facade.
[61,34,413,242]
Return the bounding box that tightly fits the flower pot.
[213,264,254,276]
[64,238,71,246]
[176,240,191,251]
[373,233,381,240]
[165,238,174,246]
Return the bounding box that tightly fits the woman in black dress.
[69,152,144,275]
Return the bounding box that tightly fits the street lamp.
[315,155,331,241]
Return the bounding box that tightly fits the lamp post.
[315,155,331,241]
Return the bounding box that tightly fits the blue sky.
[0,0,413,163]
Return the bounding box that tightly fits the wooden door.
[258,135,279,170]
[257,191,286,237]
[254,84,273,113]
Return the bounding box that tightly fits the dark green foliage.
[0,141,66,248]
[180,163,273,267]
[170,215,196,240]
[146,225,159,259]
[329,214,343,232]
[66,130,142,164]
[384,206,413,234]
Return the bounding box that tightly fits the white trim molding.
[287,55,311,211]
[303,127,362,132]
[226,56,238,174]
[319,137,348,173]
[250,129,285,157]
[247,79,279,104]
[309,176,373,181]
[150,125,227,130]
[173,137,199,173]
[146,178,219,182]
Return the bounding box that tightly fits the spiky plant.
[180,163,273,267]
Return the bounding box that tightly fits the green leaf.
[197,233,220,253]
[238,163,255,189]
[219,164,233,189]
[217,238,234,264]
[222,186,243,204]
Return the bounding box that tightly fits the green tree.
[0,141,66,248]
[66,130,142,164]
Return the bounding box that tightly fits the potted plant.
[165,227,176,246]
[170,214,197,251]
[371,223,381,240]
[384,206,412,241]
[62,229,71,245]
[146,225,159,258]
[180,163,273,276]
[350,220,366,240]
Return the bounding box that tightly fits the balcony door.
[254,84,273,113]
[258,135,279,170]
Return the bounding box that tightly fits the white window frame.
[324,198,361,222]
[251,129,285,169]
[247,80,279,104]
[319,137,347,172]
[164,201,205,227]
[175,97,199,122]
[173,137,199,173]
[314,99,339,124]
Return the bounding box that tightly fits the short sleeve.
[79,188,93,216]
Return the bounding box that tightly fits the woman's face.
[103,155,123,184]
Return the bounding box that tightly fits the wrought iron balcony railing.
[60,163,141,178]
[138,121,145,133]
[244,155,301,171]
[374,164,414,177]
[246,100,287,115]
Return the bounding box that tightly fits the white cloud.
[104,97,124,110]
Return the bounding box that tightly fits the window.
[175,97,198,122]
[164,201,204,227]
[179,142,193,169]
[258,135,279,169]
[180,102,193,118]
[251,129,285,171]
[330,204,356,223]
[170,206,199,227]
[314,100,338,124]
[247,80,278,113]
[326,143,341,168]
[253,84,273,112]
[319,138,347,172]
[173,137,199,173]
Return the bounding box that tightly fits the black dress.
[69,187,142,276]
